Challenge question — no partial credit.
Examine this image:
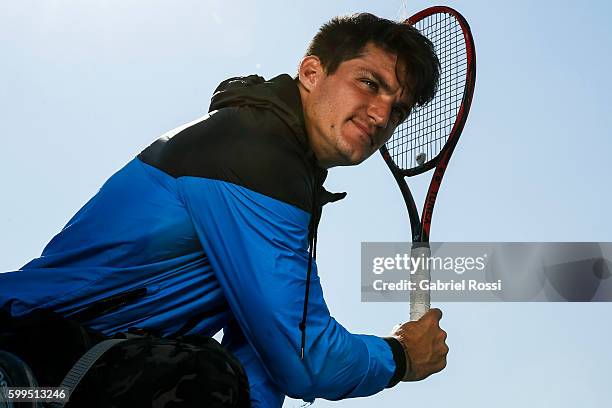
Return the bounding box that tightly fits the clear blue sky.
[1,0,611,406]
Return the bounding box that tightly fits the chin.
[339,150,369,166]
[335,136,372,166]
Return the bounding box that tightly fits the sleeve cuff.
[383,337,407,388]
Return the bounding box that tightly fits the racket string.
[386,12,468,171]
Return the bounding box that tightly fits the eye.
[361,79,378,91]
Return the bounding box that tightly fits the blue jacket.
[0,74,405,406]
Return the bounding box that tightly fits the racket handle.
[410,245,431,321]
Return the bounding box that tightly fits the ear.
[298,55,324,92]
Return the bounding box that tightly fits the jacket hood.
[209,74,346,207]
[209,74,308,146]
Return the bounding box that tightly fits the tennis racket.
[380,6,476,321]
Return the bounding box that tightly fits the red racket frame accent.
[380,6,476,242]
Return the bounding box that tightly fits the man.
[0,13,447,407]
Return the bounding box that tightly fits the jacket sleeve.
[178,176,402,401]
[222,318,286,407]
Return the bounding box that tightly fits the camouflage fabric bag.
[1,310,250,408]
[66,333,250,408]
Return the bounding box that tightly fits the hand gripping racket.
[380,6,476,321]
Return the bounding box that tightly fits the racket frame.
[380,6,476,320]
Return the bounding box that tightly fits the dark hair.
[305,13,440,107]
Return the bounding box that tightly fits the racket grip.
[410,245,431,321]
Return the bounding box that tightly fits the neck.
[297,81,337,169]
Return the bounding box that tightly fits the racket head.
[382,6,476,177]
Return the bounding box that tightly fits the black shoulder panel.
[138,106,317,213]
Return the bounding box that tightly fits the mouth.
[351,119,374,147]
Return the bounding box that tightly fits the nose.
[367,96,393,128]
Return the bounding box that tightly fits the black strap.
[48,339,126,408]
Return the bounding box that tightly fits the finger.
[391,322,403,333]
[438,358,448,372]
[440,329,448,342]
[424,308,443,322]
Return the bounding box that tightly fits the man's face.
[299,43,413,168]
